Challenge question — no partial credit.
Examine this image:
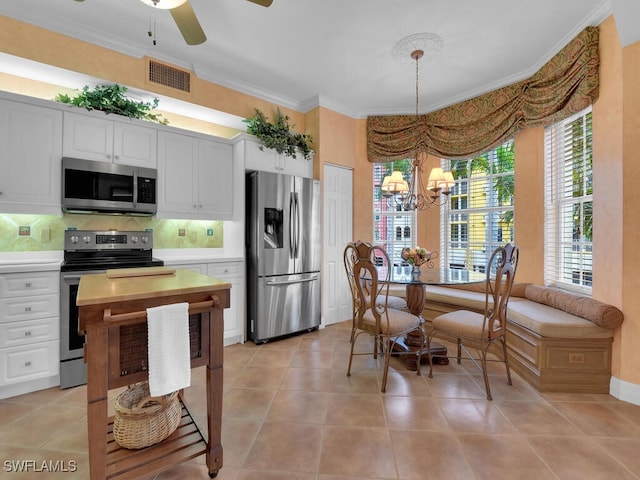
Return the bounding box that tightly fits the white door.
[322,164,353,327]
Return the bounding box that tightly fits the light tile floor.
[1,320,640,479]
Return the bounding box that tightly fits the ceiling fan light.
[139,0,188,10]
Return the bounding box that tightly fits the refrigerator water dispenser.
[264,207,283,249]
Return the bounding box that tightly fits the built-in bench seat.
[390,282,623,393]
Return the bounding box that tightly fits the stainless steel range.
[59,230,164,389]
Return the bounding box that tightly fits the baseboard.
[0,375,59,400]
[609,376,640,405]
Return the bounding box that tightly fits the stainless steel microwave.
[61,157,157,215]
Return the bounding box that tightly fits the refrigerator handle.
[289,192,295,259]
[295,192,300,259]
[266,275,319,286]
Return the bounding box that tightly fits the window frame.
[372,161,417,274]
[440,140,515,273]
[544,106,593,295]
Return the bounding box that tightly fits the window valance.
[367,26,599,161]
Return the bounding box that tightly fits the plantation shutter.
[544,107,593,294]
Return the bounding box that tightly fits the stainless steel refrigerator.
[246,171,321,343]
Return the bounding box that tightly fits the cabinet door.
[0,100,62,215]
[0,271,59,298]
[63,111,113,162]
[208,262,244,344]
[157,131,198,216]
[0,341,58,385]
[0,317,58,348]
[244,139,281,173]
[198,139,233,220]
[0,294,59,324]
[113,121,157,168]
[282,152,313,178]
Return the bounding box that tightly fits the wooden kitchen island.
[77,268,231,479]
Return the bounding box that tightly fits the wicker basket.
[113,382,181,449]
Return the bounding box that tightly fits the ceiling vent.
[148,59,191,93]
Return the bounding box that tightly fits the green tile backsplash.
[0,213,223,251]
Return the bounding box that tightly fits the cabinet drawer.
[0,317,58,348]
[0,294,59,324]
[209,262,243,278]
[0,341,58,385]
[0,271,59,297]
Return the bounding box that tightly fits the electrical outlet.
[568,353,584,364]
[18,226,30,236]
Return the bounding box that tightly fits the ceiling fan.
[74,0,273,46]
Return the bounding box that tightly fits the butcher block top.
[77,267,231,306]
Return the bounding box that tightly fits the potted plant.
[243,108,313,160]
[55,84,168,125]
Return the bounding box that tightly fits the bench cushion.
[508,298,613,339]
[424,286,614,340]
[425,286,487,311]
[524,285,623,329]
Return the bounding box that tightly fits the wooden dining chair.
[343,242,407,343]
[426,243,519,400]
[344,241,424,392]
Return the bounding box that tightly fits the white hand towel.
[147,302,191,397]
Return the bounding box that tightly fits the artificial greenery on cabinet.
[54,84,168,125]
[243,108,313,160]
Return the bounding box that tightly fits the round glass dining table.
[389,267,486,370]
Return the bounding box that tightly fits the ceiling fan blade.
[247,0,273,7]
[170,1,206,46]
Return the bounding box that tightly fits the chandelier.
[381,39,454,211]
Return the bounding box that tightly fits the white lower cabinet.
[208,262,245,346]
[163,261,245,345]
[168,263,207,275]
[0,341,58,386]
[0,270,60,399]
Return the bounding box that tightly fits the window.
[544,107,592,293]
[373,161,416,274]
[441,140,515,272]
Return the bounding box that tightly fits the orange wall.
[513,127,545,285]
[620,37,640,384]
[593,16,626,377]
[0,16,306,134]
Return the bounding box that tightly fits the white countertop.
[154,249,244,265]
[0,251,63,273]
[0,250,243,273]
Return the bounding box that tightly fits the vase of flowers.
[401,247,432,282]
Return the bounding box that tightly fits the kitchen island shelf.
[105,397,212,479]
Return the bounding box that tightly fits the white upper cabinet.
[63,111,157,168]
[0,99,62,215]
[198,138,234,219]
[240,135,313,178]
[156,131,233,220]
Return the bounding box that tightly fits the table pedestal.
[393,282,449,371]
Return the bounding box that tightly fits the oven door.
[60,269,104,362]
